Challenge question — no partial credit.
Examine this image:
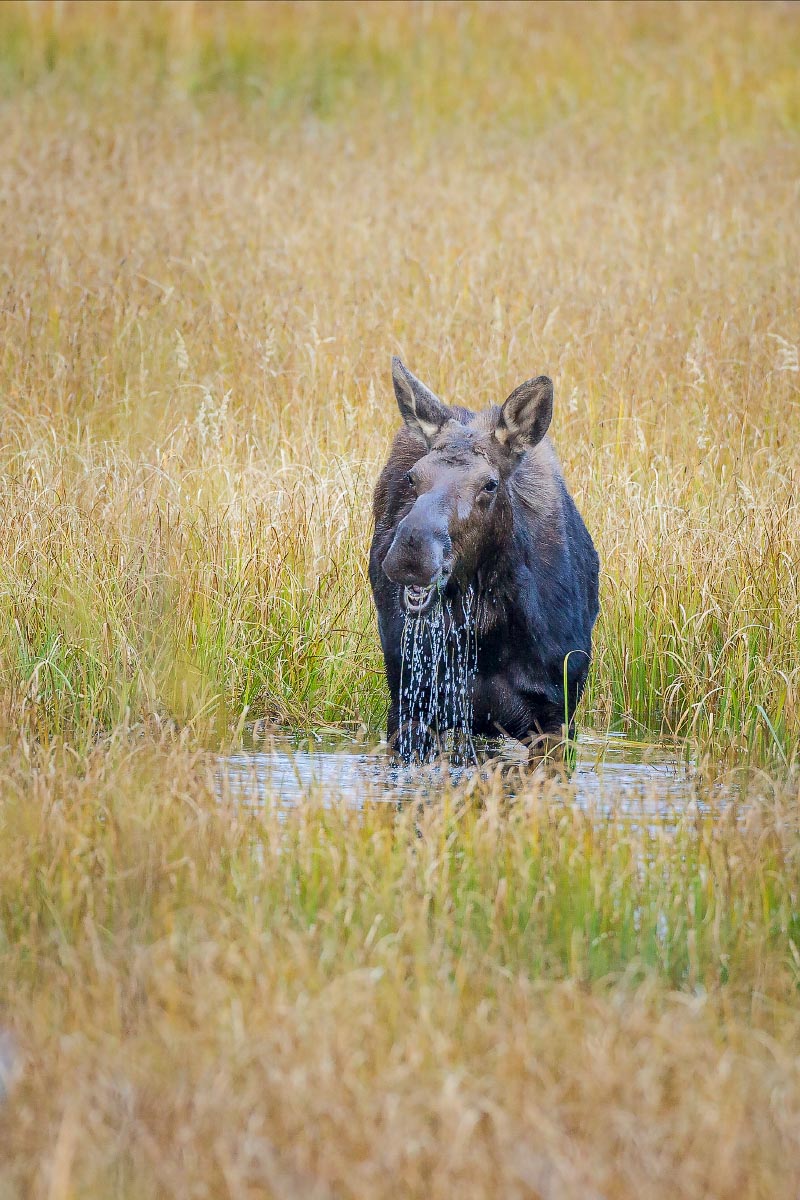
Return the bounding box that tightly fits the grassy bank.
[1,733,800,1198]
[1,2,800,1195]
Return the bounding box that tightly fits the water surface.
[219,729,718,816]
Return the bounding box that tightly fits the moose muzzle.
[382,495,453,615]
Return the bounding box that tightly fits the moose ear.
[391,357,450,446]
[495,376,554,455]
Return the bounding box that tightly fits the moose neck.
[468,495,569,640]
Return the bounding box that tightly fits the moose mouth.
[403,582,439,616]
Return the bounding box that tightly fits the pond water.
[218,729,723,816]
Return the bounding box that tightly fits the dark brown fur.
[369,360,599,759]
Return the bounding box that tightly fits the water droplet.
[397,587,477,765]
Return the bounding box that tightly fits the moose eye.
[483,478,498,493]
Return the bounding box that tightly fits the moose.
[369,358,599,764]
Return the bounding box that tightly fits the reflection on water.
[218,729,722,815]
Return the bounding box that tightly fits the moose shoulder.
[369,357,599,762]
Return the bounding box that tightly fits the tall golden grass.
[1,0,798,759]
[1,2,800,1195]
[2,734,800,1198]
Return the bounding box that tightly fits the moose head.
[381,358,555,615]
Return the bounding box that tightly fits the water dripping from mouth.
[397,587,478,765]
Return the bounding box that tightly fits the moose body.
[369,358,599,762]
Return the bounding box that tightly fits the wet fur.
[369,399,599,754]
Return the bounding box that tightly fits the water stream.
[398,588,478,763]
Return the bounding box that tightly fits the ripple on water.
[218,729,725,819]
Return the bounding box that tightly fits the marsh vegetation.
[0,2,799,1196]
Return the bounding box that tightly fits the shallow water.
[218,729,719,816]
